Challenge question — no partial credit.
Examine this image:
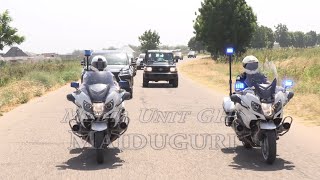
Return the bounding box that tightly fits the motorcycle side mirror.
[287,92,294,101]
[122,92,131,101]
[71,82,79,89]
[230,94,242,104]
[67,94,75,103]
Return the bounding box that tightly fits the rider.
[90,55,108,72]
[82,55,119,91]
[225,56,268,126]
[236,55,268,89]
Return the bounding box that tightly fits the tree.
[188,36,205,53]
[0,10,25,50]
[138,30,160,52]
[291,31,305,48]
[275,24,291,47]
[305,31,317,47]
[317,34,320,45]
[251,25,274,49]
[193,0,257,56]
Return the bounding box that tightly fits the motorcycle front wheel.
[94,131,105,164]
[261,130,277,164]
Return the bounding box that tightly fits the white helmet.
[242,55,259,74]
[91,55,107,71]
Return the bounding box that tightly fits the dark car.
[91,50,135,98]
[143,50,178,88]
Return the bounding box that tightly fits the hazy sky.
[1,0,319,54]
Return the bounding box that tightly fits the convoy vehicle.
[187,51,197,58]
[143,50,178,88]
[172,49,183,61]
[136,53,146,70]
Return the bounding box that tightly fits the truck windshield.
[147,52,173,63]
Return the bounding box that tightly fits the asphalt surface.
[0,57,320,179]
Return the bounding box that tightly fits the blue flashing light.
[84,50,92,56]
[235,82,245,91]
[71,82,79,89]
[226,47,234,55]
[284,80,294,88]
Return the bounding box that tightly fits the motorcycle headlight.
[105,100,114,112]
[92,103,105,117]
[251,101,262,113]
[261,103,273,117]
[170,67,177,72]
[273,100,282,113]
[144,67,152,72]
[83,101,92,112]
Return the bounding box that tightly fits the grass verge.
[0,60,81,114]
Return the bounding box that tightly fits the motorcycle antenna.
[84,50,92,71]
[226,47,234,96]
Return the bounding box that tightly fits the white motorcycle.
[67,71,131,164]
[223,63,294,164]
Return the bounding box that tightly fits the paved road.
[0,58,320,179]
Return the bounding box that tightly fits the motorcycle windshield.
[82,71,115,86]
[245,61,279,102]
[82,71,114,102]
[146,52,174,65]
[254,79,277,103]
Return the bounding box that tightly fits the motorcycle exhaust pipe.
[283,122,291,130]
[72,124,80,132]
[119,122,128,129]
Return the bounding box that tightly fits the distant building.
[273,42,280,49]
[42,53,59,58]
[3,47,28,57]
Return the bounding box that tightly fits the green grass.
[0,60,81,112]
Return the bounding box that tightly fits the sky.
[1,0,319,54]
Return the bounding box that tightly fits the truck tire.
[143,78,148,87]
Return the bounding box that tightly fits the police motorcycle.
[67,50,131,164]
[223,56,294,164]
